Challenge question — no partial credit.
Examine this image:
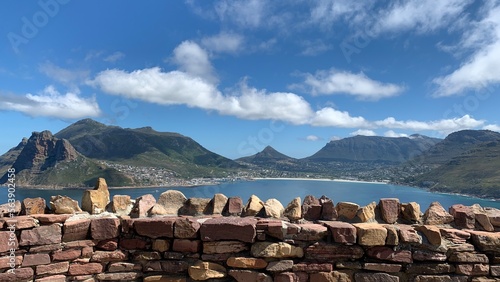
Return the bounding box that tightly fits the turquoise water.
[3,179,500,210]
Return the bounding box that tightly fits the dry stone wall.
[1,179,500,282]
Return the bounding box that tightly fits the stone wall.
[1,183,500,281]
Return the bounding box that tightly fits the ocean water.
[3,179,500,210]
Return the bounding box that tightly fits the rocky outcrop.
[81,177,110,214]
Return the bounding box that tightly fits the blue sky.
[1,0,500,159]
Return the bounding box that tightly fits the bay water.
[4,179,500,210]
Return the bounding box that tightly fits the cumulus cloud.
[300,40,333,56]
[214,0,266,28]
[350,129,377,136]
[172,41,218,84]
[375,115,485,134]
[201,32,244,54]
[0,86,101,119]
[483,124,500,132]
[310,107,368,127]
[305,135,321,141]
[295,69,404,100]
[384,130,409,138]
[433,4,500,96]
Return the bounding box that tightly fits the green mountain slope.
[237,146,295,164]
[414,139,500,199]
[54,119,241,177]
[306,134,441,164]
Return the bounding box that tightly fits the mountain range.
[1,119,500,199]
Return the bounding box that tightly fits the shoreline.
[251,177,388,185]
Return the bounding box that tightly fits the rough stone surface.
[469,231,500,252]
[398,224,422,244]
[264,198,284,218]
[152,239,170,252]
[131,194,156,218]
[63,219,90,242]
[424,202,454,225]
[22,253,50,267]
[90,217,120,240]
[112,195,132,216]
[68,262,104,275]
[203,241,249,254]
[50,195,82,214]
[406,263,455,274]
[200,217,257,243]
[450,204,475,229]
[302,195,322,221]
[366,246,413,263]
[336,202,360,220]
[284,197,302,221]
[484,207,500,227]
[455,264,489,276]
[401,201,421,223]
[225,196,243,216]
[91,250,128,262]
[319,195,337,220]
[188,261,226,280]
[266,260,294,273]
[157,190,187,215]
[413,250,448,262]
[321,221,356,244]
[357,201,376,222]
[0,200,21,216]
[244,195,265,216]
[440,228,471,244]
[81,177,110,214]
[134,217,176,238]
[380,198,400,224]
[228,269,272,282]
[364,262,402,273]
[355,272,400,282]
[304,242,364,262]
[211,193,228,215]
[251,242,304,258]
[384,225,399,245]
[471,204,494,231]
[226,257,268,269]
[310,271,352,282]
[172,239,201,253]
[174,217,201,239]
[22,197,46,215]
[180,198,211,216]
[416,225,442,245]
[353,223,388,246]
[20,224,61,246]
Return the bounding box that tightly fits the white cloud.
[0,86,101,119]
[214,0,266,28]
[375,0,472,34]
[296,69,404,100]
[433,4,500,96]
[39,62,89,86]
[305,135,321,141]
[384,130,409,138]
[172,41,218,84]
[309,0,373,28]
[310,107,368,127]
[330,136,342,141]
[350,129,376,136]
[90,67,313,125]
[201,32,244,54]
[483,124,500,132]
[103,51,125,63]
[300,40,332,56]
[375,115,485,134]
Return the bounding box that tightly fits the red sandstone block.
[96,238,118,250]
[364,263,402,273]
[449,204,475,229]
[321,221,357,244]
[120,238,148,250]
[19,224,61,246]
[63,219,90,242]
[200,217,257,243]
[228,269,272,281]
[134,217,175,238]
[90,250,128,262]
[52,248,81,261]
[174,217,200,239]
[379,198,400,224]
[0,267,33,281]
[22,253,50,267]
[366,246,413,263]
[68,262,103,275]
[292,263,333,273]
[455,264,489,276]
[172,239,201,253]
[36,261,69,275]
[0,231,17,253]
[406,263,455,274]
[35,274,66,282]
[32,214,71,224]
[90,217,120,240]
[304,242,364,262]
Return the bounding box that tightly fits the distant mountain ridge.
[306,134,442,164]
[54,119,241,177]
[0,131,133,187]
[237,146,295,164]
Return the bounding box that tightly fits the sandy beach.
[252,177,388,185]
